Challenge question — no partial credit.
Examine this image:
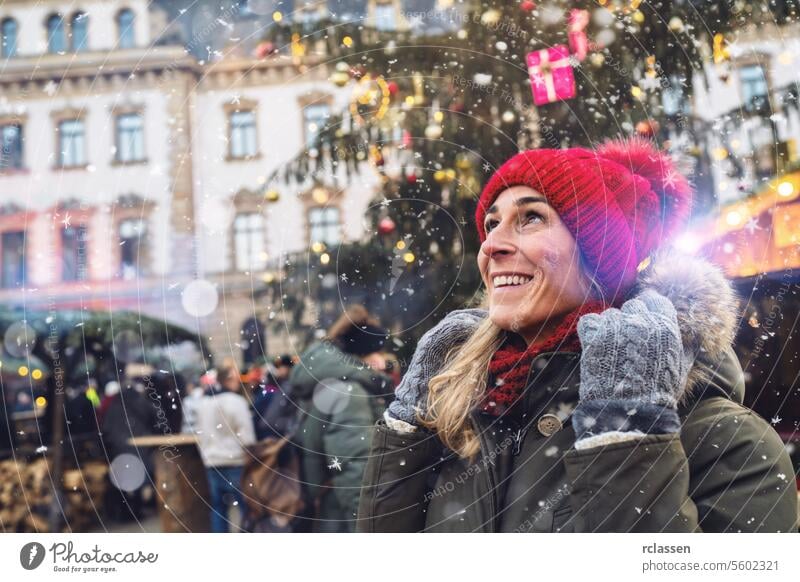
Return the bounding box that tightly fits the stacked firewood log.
[0,458,107,532]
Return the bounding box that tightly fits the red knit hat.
[475,137,692,298]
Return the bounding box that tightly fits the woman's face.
[477,186,592,345]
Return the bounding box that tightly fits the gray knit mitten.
[572,290,693,445]
[388,309,487,425]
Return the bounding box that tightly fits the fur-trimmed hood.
[635,251,742,404]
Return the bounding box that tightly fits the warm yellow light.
[262,272,275,284]
[272,11,282,21]
[777,181,794,197]
[403,252,415,263]
[725,210,743,226]
[31,369,43,380]
[343,36,353,47]
[433,111,444,122]
[630,86,643,99]
[18,365,28,377]
[320,253,331,265]
[395,240,406,250]
[311,241,326,254]
[312,188,329,204]
[712,147,729,161]
[404,95,415,106]
[35,396,47,408]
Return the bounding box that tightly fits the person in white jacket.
[196,365,256,532]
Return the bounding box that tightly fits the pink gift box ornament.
[527,45,576,105]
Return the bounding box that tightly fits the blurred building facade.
[0,0,379,364]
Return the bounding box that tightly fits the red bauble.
[520,0,536,12]
[378,217,396,234]
[387,81,399,96]
[406,173,418,184]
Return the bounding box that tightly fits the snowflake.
[771,415,782,425]
[61,213,72,228]
[328,457,342,471]
[340,273,349,283]
[482,162,492,172]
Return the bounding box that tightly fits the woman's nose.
[480,222,517,258]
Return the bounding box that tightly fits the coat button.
[537,414,563,437]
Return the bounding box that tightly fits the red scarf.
[481,300,607,415]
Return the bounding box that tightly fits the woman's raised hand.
[388,309,487,425]
[572,290,694,445]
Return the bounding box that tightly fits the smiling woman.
[358,137,798,533]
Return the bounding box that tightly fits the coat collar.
[635,251,740,402]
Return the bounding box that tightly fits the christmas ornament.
[668,16,684,33]
[589,52,606,67]
[425,124,443,139]
[350,74,391,124]
[290,33,306,64]
[520,1,536,12]
[254,41,276,59]
[635,119,659,137]
[378,217,396,235]
[331,61,350,87]
[501,110,516,123]
[480,9,502,25]
[527,45,576,105]
[568,9,590,61]
[433,168,456,183]
[713,33,730,64]
[264,189,280,202]
[386,81,399,96]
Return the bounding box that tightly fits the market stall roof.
[681,171,800,279]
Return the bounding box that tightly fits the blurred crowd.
[69,304,401,532]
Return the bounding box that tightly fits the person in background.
[97,381,120,428]
[180,378,205,434]
[252,354,297,440]
[289,305,393,532]
[196,364,256,533]
[102,378,158,521]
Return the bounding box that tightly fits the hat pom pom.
[596,137,693,240]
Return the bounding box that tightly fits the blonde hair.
[419,293,504,459]
[420,255,605,460]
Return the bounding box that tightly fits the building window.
[119,218,145,279]
[62,224,88,282]
[70,12,88,52]
[1,124,24,170]
[303,104,329,147]
[1,18,18,58]
[117,9,135,49]
[115,113,145,163]
[1,231,25,289]
[374,4,396,31]
[58,119,86,167]
[46,14,66,54]
[739,64,768,111]
[234,213,266,271]
[308,207,341,247]
[229,110,257,159]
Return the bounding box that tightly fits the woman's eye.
[523,212,544,226]
[484,220,498,233]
